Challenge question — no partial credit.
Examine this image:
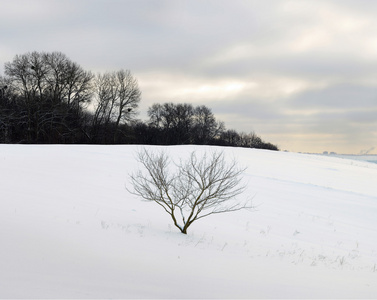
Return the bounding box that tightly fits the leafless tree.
[0,77,13,142]
[128,149,251,234]
[192,105,225,144]
[43,52,93,108]
[92,70,141,142]
[147,103,225,145]
[147,102,194,144]
[5,51,93,107]
[3,51,93,142]
[219,129,241,146]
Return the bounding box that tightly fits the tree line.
[0,51,278,150]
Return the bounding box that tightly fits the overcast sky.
[1,0,377,154]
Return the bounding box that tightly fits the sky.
[1,0,377,154]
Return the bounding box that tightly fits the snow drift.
[1,145,377,298]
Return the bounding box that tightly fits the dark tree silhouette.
[91,70,141,143]
[1,51,278,150]
[3,51,93,143]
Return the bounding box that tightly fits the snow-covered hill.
[1,145,377,298]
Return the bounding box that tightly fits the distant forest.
[0,51,278,150]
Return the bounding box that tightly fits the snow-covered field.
[1,145,377,299]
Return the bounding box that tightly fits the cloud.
[289,84,377,109]
[1,0,377,153]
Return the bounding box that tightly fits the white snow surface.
[1,144,377,299]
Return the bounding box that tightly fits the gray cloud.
[290,84,377,109]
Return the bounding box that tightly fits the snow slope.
[1,145,377,299]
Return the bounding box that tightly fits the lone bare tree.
[128,149,251,234]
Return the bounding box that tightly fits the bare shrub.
[128,148,251,234]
